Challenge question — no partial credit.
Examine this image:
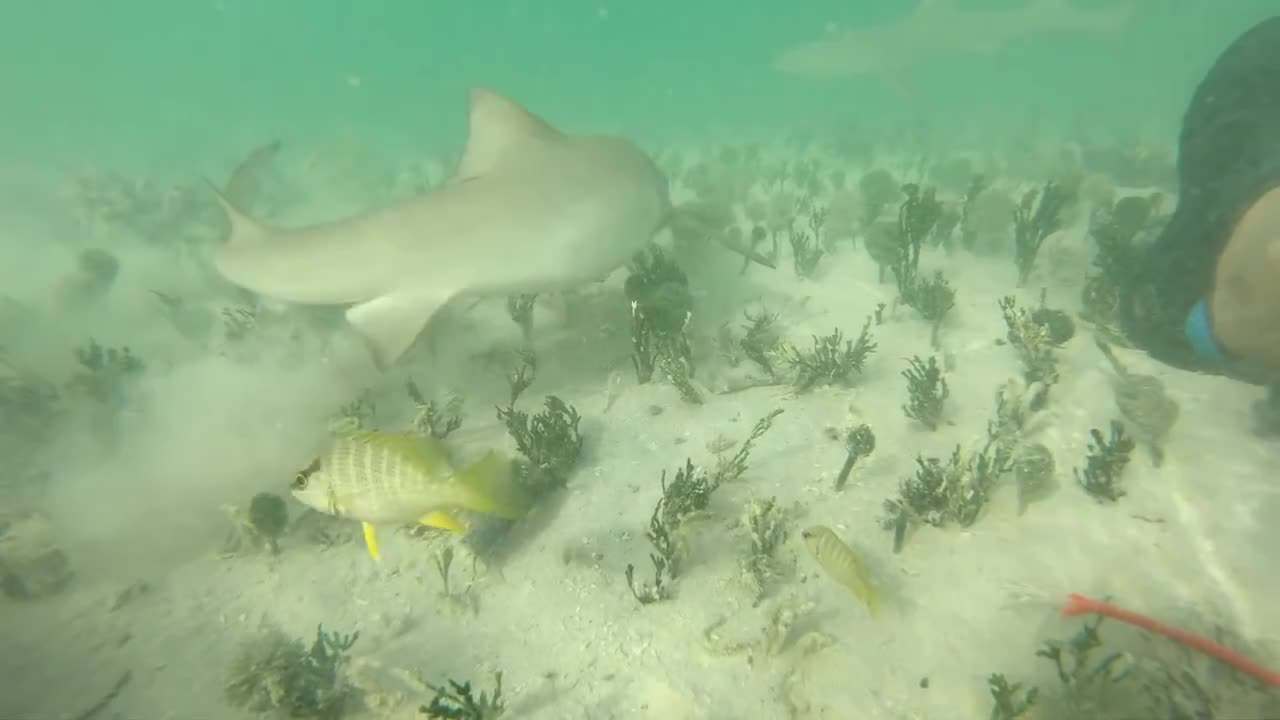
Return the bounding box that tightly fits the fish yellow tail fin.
[454,452,532,520]
[865,585,882,619]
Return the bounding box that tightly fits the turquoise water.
[3,1,1275,164]
[3,2,1280,719]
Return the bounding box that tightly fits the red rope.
[1062,593,1280,688]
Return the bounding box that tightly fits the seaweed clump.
[959,174,990,250]
[1013,180,1076,286]
[892,185,942,291]
[497,395,584,498]
[901,355,948,430]
[998,296,1059,408]
[420,672,505,719]
[910,271,958,348]
[406,380,464,439]
[625,459,702,604]
[68,170,224,249]
[833,423,875,491]
[1074,420,1136,502]
[224,624,360,719]
[328,389,377,435]
[625,247,698,401]
[738,308,783,377]
[888,185,957,344]
[989,616,1133,720]
[1036,616,1134,706]
[992,605,1280,719]
[505,293,536,342]
[626,409,783,604]
[779,317,877,393]
[67,339,145,409]
[988,673,1038,720]
[1080,195,1150,330]
[0,357,61,478]
[880,430,1012,552]
[0,510,73,600]
[740,496,790,605]
[788,207,827,278]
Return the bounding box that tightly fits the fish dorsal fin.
[206,179,273,247]
[454,88,562,181]
[350,432,453,477]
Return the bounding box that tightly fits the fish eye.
[292,458,321,490]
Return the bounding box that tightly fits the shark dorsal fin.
[454,88,562,181]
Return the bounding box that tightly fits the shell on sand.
[1096,337,1180,466]
[1014,442,1057,515]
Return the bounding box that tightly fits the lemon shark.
[210,88,671,368]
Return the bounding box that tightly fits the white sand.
[2,144,1278,720]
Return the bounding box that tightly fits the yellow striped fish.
[801,525,881,618]
[289,432,530,561]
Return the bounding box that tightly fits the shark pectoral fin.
[418,510,469,534]
[345,290,452,370]
[361,521,382,561]
[454,452,532,520]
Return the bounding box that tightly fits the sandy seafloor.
[2,140,1280,720]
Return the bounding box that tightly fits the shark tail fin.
[204,178,273,247]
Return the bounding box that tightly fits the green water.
[4,2,1280,719]
[3,1,1275,167]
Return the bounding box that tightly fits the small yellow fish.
[290,432,530,561]
[801,525,881,618]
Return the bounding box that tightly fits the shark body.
[775,0,1131,78]
[211,88,670,367]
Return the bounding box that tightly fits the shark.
[774,0,1132,78]
[210,88,671,368]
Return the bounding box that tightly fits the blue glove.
[1185,299,1229,364]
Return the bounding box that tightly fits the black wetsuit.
[1121,15,1280,378]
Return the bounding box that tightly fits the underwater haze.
[3,1,1280,718]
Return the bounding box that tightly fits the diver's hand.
[1209,187,1280,373]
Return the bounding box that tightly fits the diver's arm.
[1121,16,1280,380]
